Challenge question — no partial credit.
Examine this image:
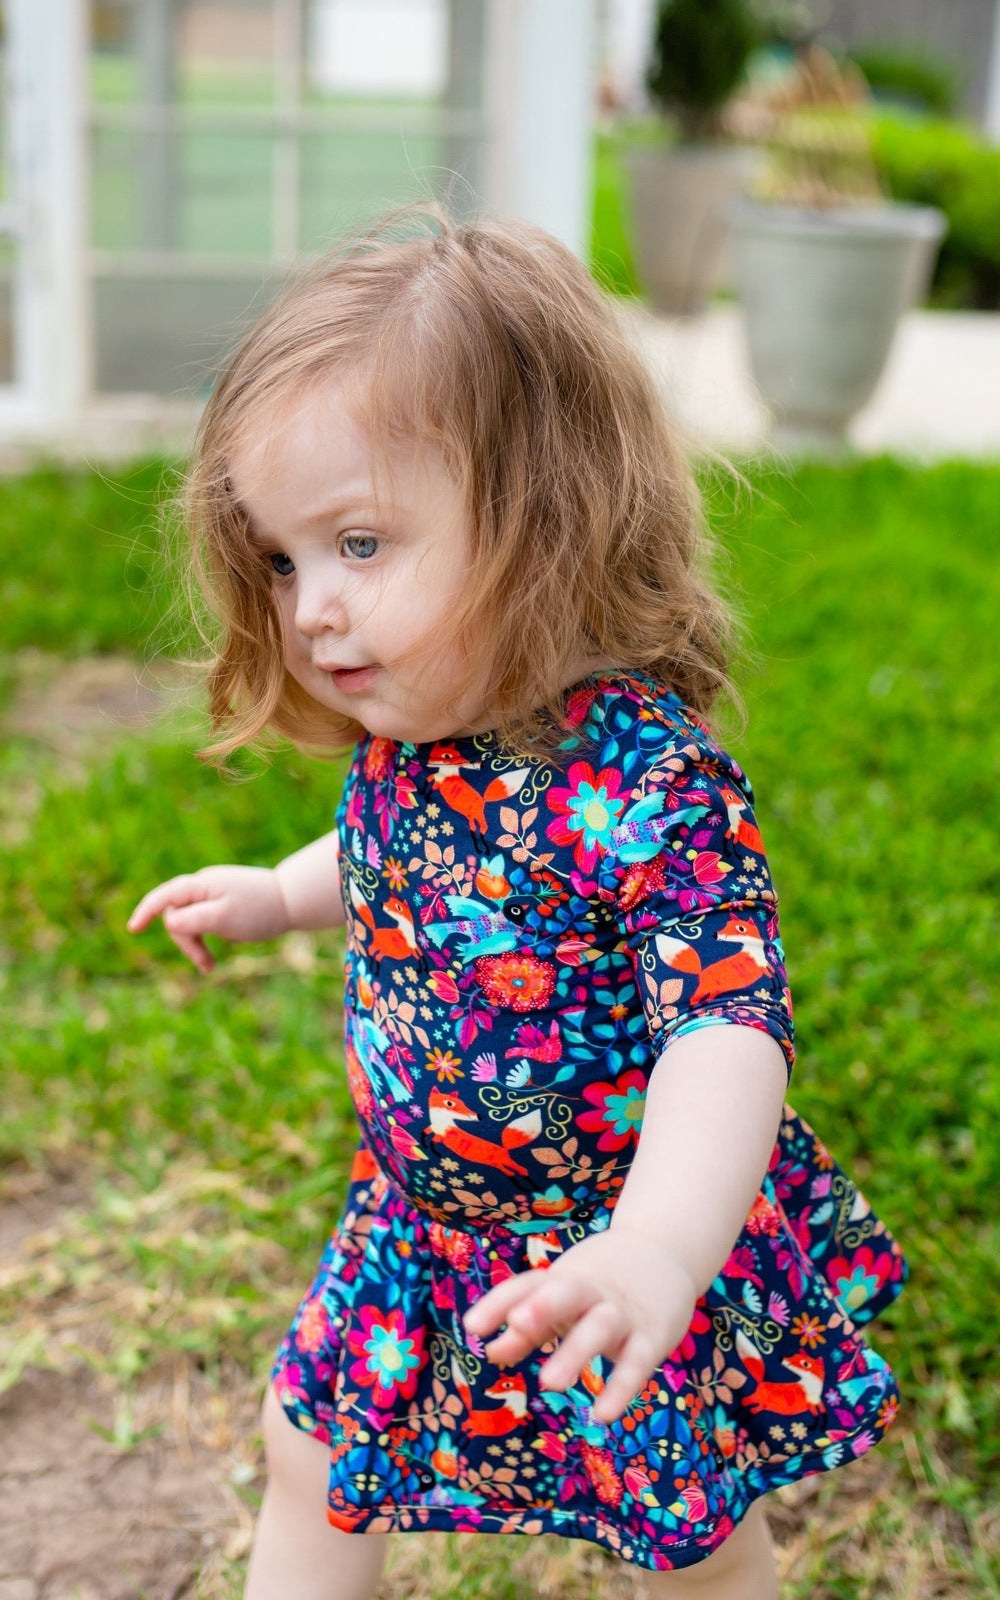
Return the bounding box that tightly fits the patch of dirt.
[0,1170,985,1599]
[0,651,196,848]
[0,1165,261,1599]
[0,1165,89,1261]
[4,650,192,759]
[0,1366,257,1600]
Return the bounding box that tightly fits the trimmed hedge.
[871,114,1000,310]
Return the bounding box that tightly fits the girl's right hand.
[127,866,290,974]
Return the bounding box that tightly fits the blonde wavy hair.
[185,208,738,761]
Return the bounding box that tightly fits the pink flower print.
[296,1298,329,1354]
[691,850,727,889]
[347,1306,427,1409]
[827,1246,893,1315]
[580,1441,624,1508]
[363,738,395,781]
[577,1067,647,1152]
[674,1302,713,1362]
[536,1430,567,1462]
[475,952,557,1012]
[546,762,626,873]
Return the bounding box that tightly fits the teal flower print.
[348,1305,427,1408]
[547,761,626,872]
[578,1067,647,1151]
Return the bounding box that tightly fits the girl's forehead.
[227,378,460,514]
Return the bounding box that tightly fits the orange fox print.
[427,745,531,836]
[450,1354,530,1437]
[718,784,766,856]
[654,914,770,1006]
[426,1087,540,1178]
[736,1330,824,1416]
[349,878,420,962]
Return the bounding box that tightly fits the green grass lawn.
[1,456,997,1596]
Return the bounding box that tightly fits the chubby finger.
[479,1279,594,1367]
[538,1301,628,1393]
[464,1270,540,1341]
[128,875,202,931]
[163,899,225,938]
[589,1332,658,1425]
[165,924,215,974]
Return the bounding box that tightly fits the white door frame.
[1,0,88,439]
[484,0,598,256]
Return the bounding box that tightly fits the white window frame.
[0,0,596,445]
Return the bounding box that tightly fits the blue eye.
[269,552,295,577]
[342,534,379,560]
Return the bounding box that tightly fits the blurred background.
[1,7,997,1599]
[0,0,998,451]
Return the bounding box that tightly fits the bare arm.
[128,829,345,973]
[464,1024,787,1423]
[608,1024,787,1298]
[273,830,345,930]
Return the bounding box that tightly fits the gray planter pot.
[727,199,947,448]
[626,144,757,315]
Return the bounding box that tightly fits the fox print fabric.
[272,672,906,1571]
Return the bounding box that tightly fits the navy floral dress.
[272,672,906,1571]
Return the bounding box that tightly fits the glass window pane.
[92,128,275,256]
[307,0,447,100]
[89,0,141,106]
[299,126,441,252]
[174,0,277,108]
[90,0,278,109]
[92,269,286,395]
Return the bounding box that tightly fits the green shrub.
[647,0,760,140]
[871,114,1000,309]
[849,45,960,118]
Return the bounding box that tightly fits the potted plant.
[626,0,762,315]
[725,45,947,448]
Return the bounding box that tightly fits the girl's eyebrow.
[234,494,397,540]
[303,493,399,523]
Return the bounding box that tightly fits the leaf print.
[457,1013,480,1050]
[499,806,519,833]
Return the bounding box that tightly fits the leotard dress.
[272,671,906,1572]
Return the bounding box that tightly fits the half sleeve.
[601,738,795,1078]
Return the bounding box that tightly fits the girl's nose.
[294,575,348,637]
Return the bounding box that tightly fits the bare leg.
[245,1386,390,1600]
[639,1503,778,1600]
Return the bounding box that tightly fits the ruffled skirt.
[272,1104,905,1572]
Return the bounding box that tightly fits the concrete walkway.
[621,305,1000,461]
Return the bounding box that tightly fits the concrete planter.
[626,144,756,315]
[727,199,947,448]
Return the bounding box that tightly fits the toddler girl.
[129,213,906,1599]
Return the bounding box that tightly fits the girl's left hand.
[463,1226,698,1425]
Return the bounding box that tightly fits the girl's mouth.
[330,665,379,692]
